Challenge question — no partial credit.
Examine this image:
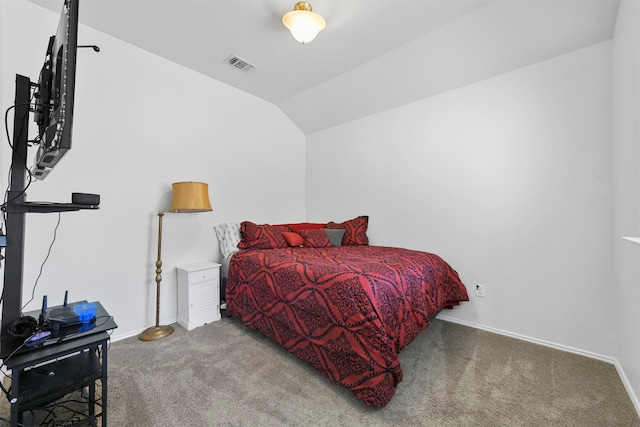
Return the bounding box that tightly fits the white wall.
[0,0,305,340]
[307,42,614,358]
[612,0,640,412]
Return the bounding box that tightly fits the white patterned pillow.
[214,222,241,259]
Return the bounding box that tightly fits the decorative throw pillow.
[323,228,345,246]
[326,216,369,245]
[238,221,291,249]
[214,222,241,258]
[282,231,305,247]
[299,229,331,248]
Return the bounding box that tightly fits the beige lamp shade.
[282,2,326,44]
[168,182,212,213]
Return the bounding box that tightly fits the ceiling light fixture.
[282,2,326,44]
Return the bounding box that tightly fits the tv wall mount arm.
[77,44,100,52]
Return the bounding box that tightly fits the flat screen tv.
[31,0,79,180]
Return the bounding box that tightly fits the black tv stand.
[0,74,100,355]
[4,302,117,426]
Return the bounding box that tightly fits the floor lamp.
[139,181,212,341]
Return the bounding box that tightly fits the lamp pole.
[139,210,174,341]
[154,210,165,328]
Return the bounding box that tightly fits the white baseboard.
[110,329,145,342]
[436,314,640,417]
[613,358,640,417]
[109,323,177,343]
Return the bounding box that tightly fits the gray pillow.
[323,228,345,246]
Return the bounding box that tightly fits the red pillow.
[280,222,326,232]
[282,231,305,247]
[238,221,291,249]
[325,216,369,245]
[299,229,331,248]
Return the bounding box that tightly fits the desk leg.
[89,376,96,421]
[10,370,19,427]
[101,340,108,427]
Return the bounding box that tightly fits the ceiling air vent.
[223,54,257,72]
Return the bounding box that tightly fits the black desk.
[3,302,117,426]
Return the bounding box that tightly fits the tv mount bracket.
[77,44,100,52]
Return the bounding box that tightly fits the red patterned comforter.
[225,245,468,407]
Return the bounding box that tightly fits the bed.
[217,217,468,407]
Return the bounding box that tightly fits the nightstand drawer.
[187,268,219,285]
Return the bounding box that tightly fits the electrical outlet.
[476,284,485,298]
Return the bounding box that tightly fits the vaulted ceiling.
[31,0,621,134]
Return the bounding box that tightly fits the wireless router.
[42,291,97,327]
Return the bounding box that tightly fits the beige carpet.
[3,317,639,426]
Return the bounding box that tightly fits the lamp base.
[138,324,174,341]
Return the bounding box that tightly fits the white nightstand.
[176,262,221,331]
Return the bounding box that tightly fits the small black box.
[72,193,100,205]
